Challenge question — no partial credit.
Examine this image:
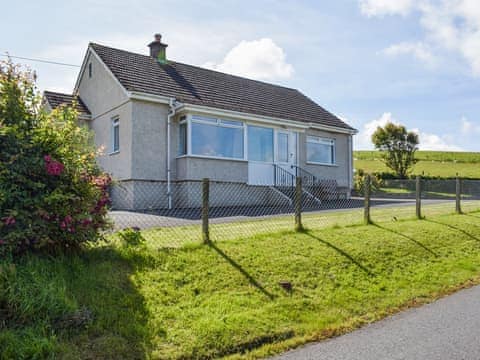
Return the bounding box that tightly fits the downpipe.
[167,98,178,210]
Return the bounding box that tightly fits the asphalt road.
[274,285,480,360]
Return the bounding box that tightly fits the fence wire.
[106,178,480,248]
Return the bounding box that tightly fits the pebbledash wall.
[95,96,353,210]
[77,51,352,211]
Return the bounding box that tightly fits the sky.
[1,0,479,151]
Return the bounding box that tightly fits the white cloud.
[460,116,480,137]
[203,38,294,81]
[359,0,414,17]
[355,112,464,151]
[361,0,480,76]
[354,112,399,149]
[382,41,437,66]
[411,129,463,151]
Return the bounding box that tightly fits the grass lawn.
[3,204,480,359]
[354,150,480,178]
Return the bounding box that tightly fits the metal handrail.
[273,164,295,188]
[290,165,317,186]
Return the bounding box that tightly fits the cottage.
[44,34,357,211]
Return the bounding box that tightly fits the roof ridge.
[89,42,299,92]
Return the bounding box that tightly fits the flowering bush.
[0,61,111,256]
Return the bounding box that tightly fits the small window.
[306,136,335,164]
[112,118,120,153]
[179,122,187,155]
[88,63,92,78]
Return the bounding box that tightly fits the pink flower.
[60,221,67,230]
[64,215,73,224]
[0,239,5,245]
[46,160,64,176]
[4,216,16,226]
[44,155,52,163]
[81,218,92,226]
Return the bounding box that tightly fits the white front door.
[276,130,297,173]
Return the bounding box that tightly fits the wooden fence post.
[416,176,422,219]
[294,177,303,232]
[456,177,462,214]
[364,174,371,225]
[202,178,210,243]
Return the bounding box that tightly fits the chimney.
[148,34,168,64]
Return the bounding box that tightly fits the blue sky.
[1,0,479,151]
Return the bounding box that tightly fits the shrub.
[0,61,111,256]
[118,228,146,248]
[354,169,383,195]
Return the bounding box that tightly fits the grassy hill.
[354,151,480,178]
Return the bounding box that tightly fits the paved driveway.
[273,285,480,360]
[108,198,450,230]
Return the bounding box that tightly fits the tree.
[0,60,111,256]
[371,122,419,178]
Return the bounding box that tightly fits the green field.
[355,151,480,178]
[3,202,480,359]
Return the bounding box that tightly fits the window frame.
[179,115,247,161]
[176,114,302,165]
[110,117,120,154]
[88,62,92,78]
[178,117,188,156]
[306,135,336,165]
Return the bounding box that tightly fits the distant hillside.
[354,151,480,178]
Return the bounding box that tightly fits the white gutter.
[176,103,309,130]
[167,98,181,209]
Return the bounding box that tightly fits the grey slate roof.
[43,91,91,116]
[89,43,354,131]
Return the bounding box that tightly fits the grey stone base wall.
[110,180,291,211]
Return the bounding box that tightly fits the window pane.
[307,142,334,164]
[277,133,289,163]
[113,125,120,152]
[248,126,274,162]
[179,122,187,155]
[192,115,216,123]
[191,122,243,158]
[220,119,243,127]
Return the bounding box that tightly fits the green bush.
[119,227,146,248]
[0,61,111,256]
[354,169,383,195]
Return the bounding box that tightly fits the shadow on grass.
[424,218,480,243]
[208,242,275,300]
[373,224,438,257]
[61,246,151,358]
[303,230,374,276]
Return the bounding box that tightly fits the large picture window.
[190,116,244,159]
[306,136,335,164]
[248,125,274,162]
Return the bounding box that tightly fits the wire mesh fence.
[106,177,480,248]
